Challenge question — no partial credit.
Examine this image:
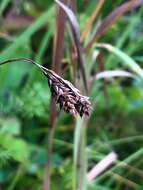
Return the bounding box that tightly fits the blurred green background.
[0,0,143,189]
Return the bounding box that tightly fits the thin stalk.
[0,58,51,76]
[44,0,66,189]
[64,1,89,189]
[7,165,24,190]
[44,122,56,190]
[74,116,88,190]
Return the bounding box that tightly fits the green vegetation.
[0,0,143,189]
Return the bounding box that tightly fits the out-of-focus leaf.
[0,46,32,89]
[0,168,11,183]
[94,70,135,80]
[0,6,54,60]
[0,6,54,89]
[0,0,11,15]
[19,82,50,119]
[85,0,143,50]
[2,15,33,31]
[55,0,88,93]
[35,26,53,62]
[81,0,104,42]
[0,133,29,163]
[0,148,11,167]
[96,43,143,79]
[0,117,21,135]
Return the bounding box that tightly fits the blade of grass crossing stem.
[95,148,143,183]
[74,116,87,190]
[55,0,88,93]
[96,43,143,79]
[110,160,143,189]
[111,172,140,189]
[115,159,143,188]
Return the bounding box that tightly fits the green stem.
[73,116,87,190]
[7,165,23,190]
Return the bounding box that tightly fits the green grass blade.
[96,43,143,79]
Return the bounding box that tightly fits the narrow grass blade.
[81,0,104,42]
[55,0,88,93]
[44,2,66,189]
[87,152,117,182]
[106,7,143,68]
[94,70,135,80]
[95,148,143,183]
[85,0,143,50]
[110,171,140,189]
[96,43,143,79]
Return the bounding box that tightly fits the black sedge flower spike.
[41,67,91,117]
[0,58,92,117]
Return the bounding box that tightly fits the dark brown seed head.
[46,69,91,117]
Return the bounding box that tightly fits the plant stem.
[43,0,66,189]
[74,116,88,190]
[44,116,56,190]
[7,165,23,190]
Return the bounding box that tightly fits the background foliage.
[0,0,143,189]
